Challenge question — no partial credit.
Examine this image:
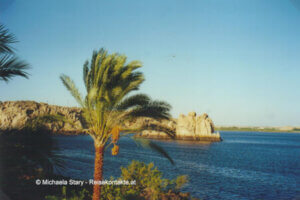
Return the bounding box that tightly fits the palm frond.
[123,100,171,121]
[62,48,173,147]
[0,55,30,82]
[121,121,176,139]
[83,60,90,92]
[0,130,66,177]
[112,55,127,76]
[60,74,84,107]
[116,93,151,110]
[0,24,16,54]
[133,137,175,165]
[140,124,175,138]
[108,72,145,107]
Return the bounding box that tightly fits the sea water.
[53,131,300,200]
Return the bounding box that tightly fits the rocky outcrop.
[176,112,197,138]
[0,101,83,134]
[137,112,221,142]
[177,112,220,141]
[0,101,221,141]
[132,118,177,139]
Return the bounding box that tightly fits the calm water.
[53,132,300,200]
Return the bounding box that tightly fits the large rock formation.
[176,112,197,138]
[0,101,221,141]
[177,112,220,141]
[0,101,83,133]
[137,112,221,141]
[133,118,177,139]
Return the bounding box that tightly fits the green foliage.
[133,138,174,164]
[0,24,30,82]
[100,177,128,200]
[60,48,174,200]
[0,115,68,184]
[41,161,192,200]
[45,186,91,200]
[120,161,166,199]
[176,175,189,190]
[60,48,173,162]
[0,24,16,53]
[0,128,65,190]
[171,175,189,191]
[24,114,73,132]
[60,48,172,142]
[101,161,188,200]
[43,161,190,200]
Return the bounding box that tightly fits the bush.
[45,186,91,200]
[0,129,64,181]
[44,161,191,200]
[101,160,189,200]
[0,126,65,199]
[25,114,73,132]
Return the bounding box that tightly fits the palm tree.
[60,48,174,200]
[0,24,29,82]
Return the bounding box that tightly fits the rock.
[0,101,221,141]
[196,113,214,136]
[176,112,196,138]
[0,101,83,133]
[137,118,177,139]
[175,112,220,141]
[136,112,221,142]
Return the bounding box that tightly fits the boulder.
[175,112,220,141]
[196,113,214,136]
[176,112,196,138]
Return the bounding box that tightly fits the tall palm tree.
[0,24,29,82]
[60,48,174,200]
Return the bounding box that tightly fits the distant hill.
[215,126,300,133]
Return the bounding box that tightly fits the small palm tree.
[60,48,173,200]
[0,24,29,82]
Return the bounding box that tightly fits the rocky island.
[136,112,221,141]
[0,101,221,142]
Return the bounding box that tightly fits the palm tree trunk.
[92,143,104,200]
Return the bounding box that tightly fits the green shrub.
[0,125,65,199]
[45,186,91,200]
[44,161,190,200]
[101,160,188,200]
[0,129,64,181]
[25,114,73,132]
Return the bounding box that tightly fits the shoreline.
[134,134,222,142]
[216,128,300,133]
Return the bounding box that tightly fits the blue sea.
[53,131,300,200]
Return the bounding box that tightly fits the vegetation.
[60,48,174,199]
[102,161,188,200]
[0,24,30,82]
[25,114,74,132]
[0,116,65,199]
[45,161,194,200]
[45,187,91,200]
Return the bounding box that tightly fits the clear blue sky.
[1,0,299,126]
